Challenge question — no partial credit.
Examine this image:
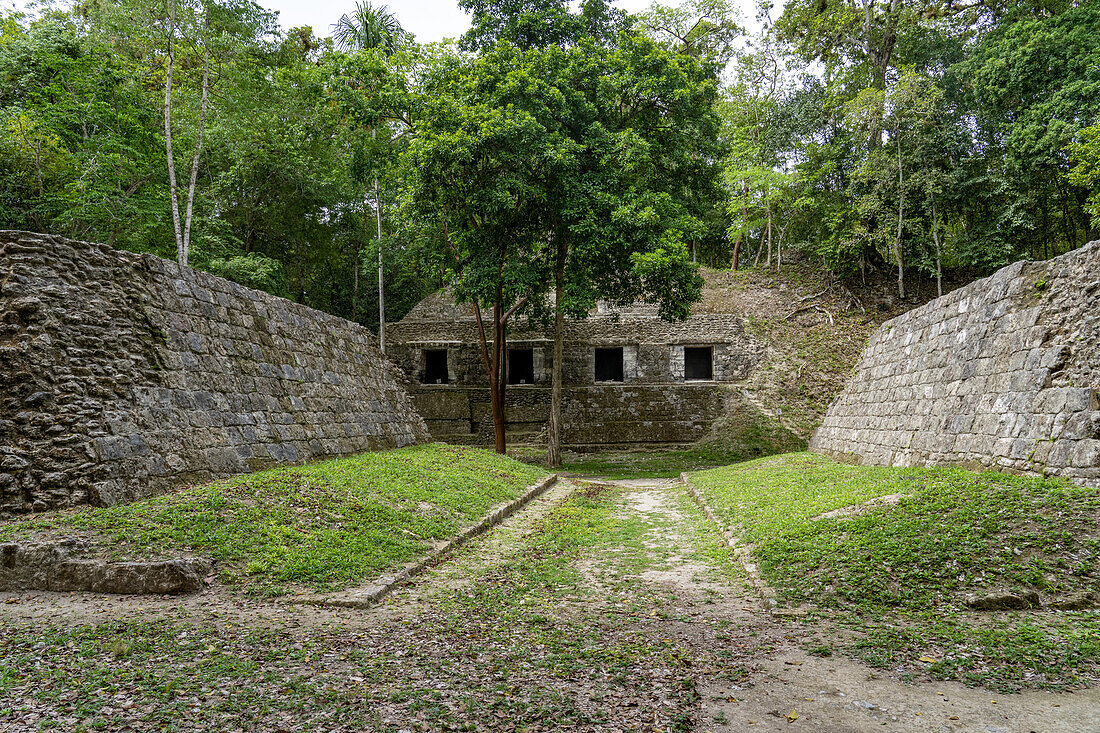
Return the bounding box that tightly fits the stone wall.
[810,242,1100,487]
[386,293,762,447]
[0,231,428,514]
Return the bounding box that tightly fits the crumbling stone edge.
[285,473,561,610]
[680,471,777,611]
[0,539,210,595]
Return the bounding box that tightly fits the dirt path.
[1,476,1097,732]
[564,477,1100,733]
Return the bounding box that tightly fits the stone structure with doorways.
[385,292,764,448]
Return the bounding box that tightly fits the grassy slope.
[697,260,969,441]
[696,265,882,440]
[691,453,1100,691]
[1,444,546,595]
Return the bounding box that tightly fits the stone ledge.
[284,473,561,609]
[680,472,777,611]
[0,540,209,595]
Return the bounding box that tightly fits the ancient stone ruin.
[0,231,428,515]
[386,291,765,447]
[811,241,1100,487]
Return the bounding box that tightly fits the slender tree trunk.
[376,174,385,353]
[932,199,942,297]
[353,206,363,323]
[765,202,773,268]
[373,128,385,352]
[752,226,765,267]
[859,0,899,273]
[547,252,566,468]
[731,185,748,270]
[180,32,209,267]
[894,135,905,299]
[164,1,183,264]
[472,299,506,455]
[491,299,506,454]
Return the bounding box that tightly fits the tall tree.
[959,2,1100,257]
[637,0,742,65]
[0,13,164,249]
[88,0,278,267]
[720,37,789,270]
[458,0,626,51]
[407,23,715,460]
[332,1,410,53]
[331,0,411,346]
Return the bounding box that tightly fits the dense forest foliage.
[1,0,1097,328]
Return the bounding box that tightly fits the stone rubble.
[0,540,209,594]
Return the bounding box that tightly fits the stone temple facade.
[811,241,1100,487]
[386,292,763,447]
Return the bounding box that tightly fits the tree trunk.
[776,223,782,271]
[353,206,362,323]
[491,299,506,454]
[547,256,565,468]
[765,202,773,268]
[373,128,385,353]
[164,1,183,264]
[730,230,742,271]
[864,0,900,153]
[859,0,900,274]
[752,226,765,267]
[894,135,905,299]
[181,32,210,268]
[376,174,385,353]
[472,299,507,455]
[731,187,748,270]
[932,199,942,297]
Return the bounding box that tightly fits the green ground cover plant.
[0,479,753,732]
[545,447,740,480]
[1,444,545,594]
[690,453,1100,691]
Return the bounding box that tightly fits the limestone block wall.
[386,307,761,446]
[407,382,725,447]
[0,231,428,514]
[810,242,1100,487]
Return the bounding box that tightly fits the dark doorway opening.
[684,346,713,381]
[422,349,449,384]
[594,347,625,382]
[508,348,535,384]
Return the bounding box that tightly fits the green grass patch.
[509,393,804,480]
[690,452,1100,690]
[2,444,545,594]
[551,448,736,479]
[0,620,380,731]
